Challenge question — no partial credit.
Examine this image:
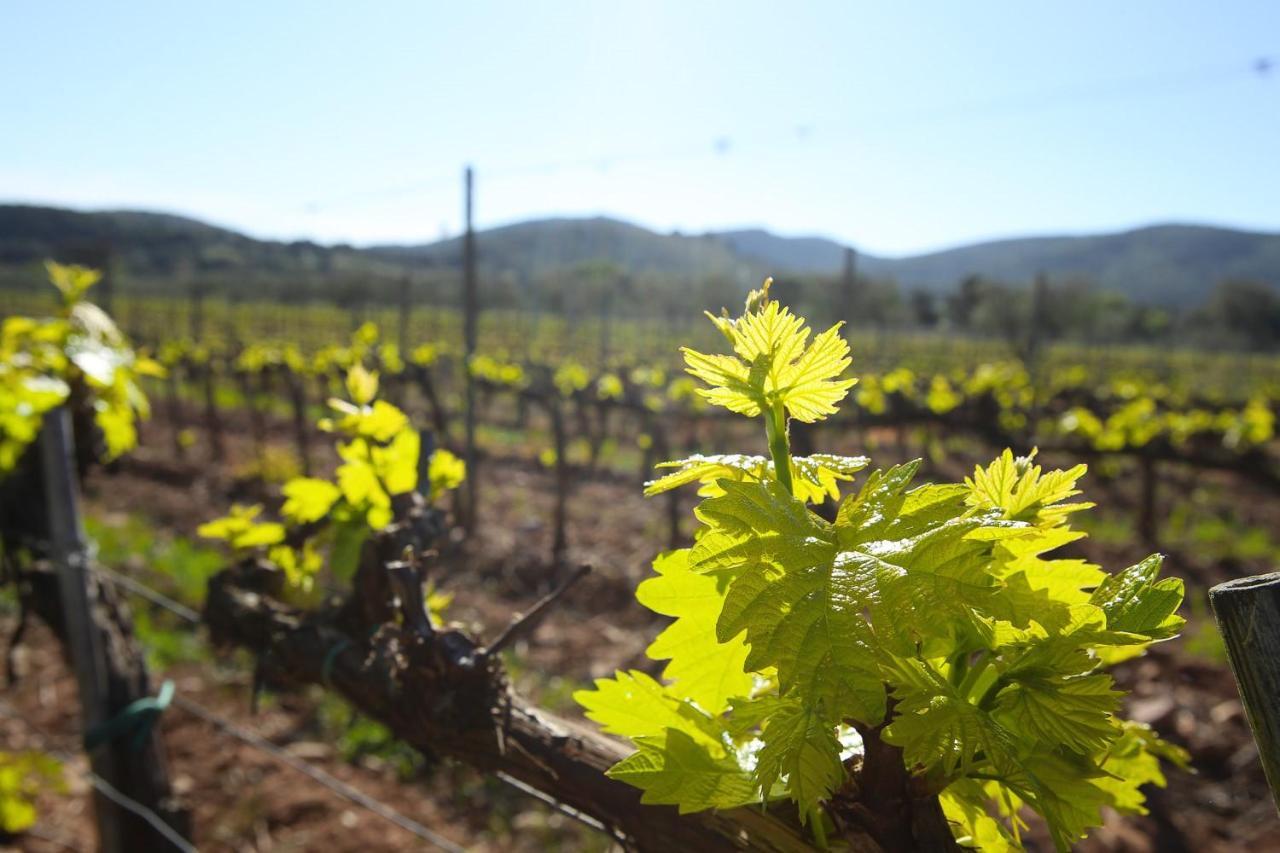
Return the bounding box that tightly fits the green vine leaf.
[635,550,753,713]
[565,286,1188,851]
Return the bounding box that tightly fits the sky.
[1,2,1277,256]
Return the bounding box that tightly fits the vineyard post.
[164,293,181,348]
[652,425,681,548]
[1210,573,1280,811]
[40,407,123,851]
[1138,454,1159,546]
[461,165,479,532]
[165,361,186,461]
[38,407,187,852]
[202,358,226,463]
[237,367,266,467]
[225,293,239,351]
[398,274,411,349]
[189,281,204,342]
[287,369,312,476]
[599,276,615,367]
[550,394,569,565]
[639,412,657,486]
[841,246,857,326]
[97,247,115,317]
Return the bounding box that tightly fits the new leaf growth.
[576,283,1187,851]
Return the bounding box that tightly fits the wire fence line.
[83,558,618,848]
[4,614,465,852]
[0,700,197,853]
[170,696,466,853]
[90,562,202,624]
[86,770,199,853]
[73,563,467,851]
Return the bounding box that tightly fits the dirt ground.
[5,409,1280,851]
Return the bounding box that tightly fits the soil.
[5,410,1280,852]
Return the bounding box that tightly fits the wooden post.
[40,408,123,851]
[1138,455,1158,546]
[841,246,857,326]
[97,249,115,317]
[599,279,615,367]
[237,368,266,467]
[653,426,681,548]
[189,282,204,342]
[461,165,479,532]
[287,371,312,477]
[1210,573,1280,811]
[398,275,412,349]
[39,408,187,851]
[550,396,569,566]
[164,362,186,461]
[202,359,226,463]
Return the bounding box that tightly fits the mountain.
[855,225,1280,306]
[0,204,394,279]
[2,204,1278,307]
[372,216,759,280]
[709,229,850,274]
[709,224,1280,306]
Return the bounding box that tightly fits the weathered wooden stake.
[286,370,312,476]
[841,246,857,326]
[461,165,479,533]
[40,409,123,852]
[201,360,226,463]
[164,363,186,460]
[1210,573,1280,812]
[398,275,411,348]
[549,397,569,566]
[189,282,204,342]
[1138,455,1159,546]
[39,408,187,850]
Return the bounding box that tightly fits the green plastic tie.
[321,639,352,689]
[84,680,175,752]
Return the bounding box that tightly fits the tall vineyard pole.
[462,165,479,533]
[37,407,188,850]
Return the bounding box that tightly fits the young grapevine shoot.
[200,326,465,593]
[575,280,1188,850]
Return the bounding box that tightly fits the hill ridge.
[2,203,1278,307]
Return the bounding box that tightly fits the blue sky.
[2,2,1276,255]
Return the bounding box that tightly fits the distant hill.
[2,204,1278,307]
[708,228,850,274]
[372,216,760,280]
[855,225,1280,306]
[708,224,1280,306]
[0,204,393,280]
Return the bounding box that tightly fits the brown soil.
[5,413,1280,852]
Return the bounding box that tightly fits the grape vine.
[199,325,465,595]
[575,280,1189,850]
[0,261,160,473]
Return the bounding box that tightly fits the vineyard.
[2,266,1280,852]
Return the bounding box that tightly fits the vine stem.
[765,400,794,496]
[956,650,992,700]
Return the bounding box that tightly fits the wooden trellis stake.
[1210,572,1280,811]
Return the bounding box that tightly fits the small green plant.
[0,751,63,834]
[0,261,160,472]
[201,337,465,592]
[575,281,1187,850]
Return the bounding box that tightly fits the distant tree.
[1205,279,1280,349]
[948,274,989,330]
[908,290,940,328]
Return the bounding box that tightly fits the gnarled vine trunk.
[201,525,959,852]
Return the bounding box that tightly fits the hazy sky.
[2,2,1277,255]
